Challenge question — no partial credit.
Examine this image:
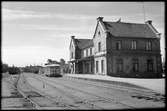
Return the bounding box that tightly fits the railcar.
[44,64,62,77]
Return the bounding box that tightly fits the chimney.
[145,20,152,25]
[97,17,104,21]
[71,36,75,39]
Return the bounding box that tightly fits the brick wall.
[106,34,162,78]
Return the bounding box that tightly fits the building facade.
[69,17,162,78]
[69,36,94,74]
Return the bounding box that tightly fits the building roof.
[75,39,93,49]
[103,21,158,38]
[45,60,60,65]
[44,59,60,67]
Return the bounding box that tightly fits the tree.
[8,65,21,75]
[2,63,8,73]
[22,65,41,74]
[59,59,66,74]
[60,58,65,65]
[47,59,52,64]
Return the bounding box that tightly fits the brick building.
[69,17,162,78]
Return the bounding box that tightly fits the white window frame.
[131,40,137,50]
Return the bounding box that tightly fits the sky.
[2,2,165,67]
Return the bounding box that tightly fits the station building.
[69,17,162,78]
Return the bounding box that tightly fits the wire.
[142,2,146,22]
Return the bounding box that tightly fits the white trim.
[93,21,107,38]
[146,23,161,38]
[99,21,106,33]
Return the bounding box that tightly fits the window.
[131,40,137,50]
[116,41,121,50]
[98,42,101,52]
[90,48,92,56]
[86,62,89,73]
[132,59,139,72]
[116,59,123,72]
[91,61,93,73]
[146,41,152,51]
[71,52,73,58]
[86,49,88,57]
[98,31,101,36]
[101,60,104,73]
[147,59,153,72]
[84,50,86,57]
[96,61,99,73]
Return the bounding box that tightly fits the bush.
[2,63,8,73]
[8,66,21,75]
[34,70,39,74]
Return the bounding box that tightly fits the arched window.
[98,42,101,52]
[71,52,73,58]
[101,60,104,73]
[147,59,153,72]
[116,59,123,72]
[132,59,139,72]
[96,61,99,73]
[98,31,101,36]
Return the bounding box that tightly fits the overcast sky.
[2,2,165,67]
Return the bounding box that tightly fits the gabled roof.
[102,21,158,38]
[74,39,93,49]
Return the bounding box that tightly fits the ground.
[65,74,165,94]
[1,72,165,110]
[1,73,34,110]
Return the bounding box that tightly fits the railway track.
[36,74,165,107]
[1,75,35,110]
[26,76,109,109]
[63,76,165,102]
[38,75,165,104]
[31,75,136,109]
[17,74,42,109]
[17,74,76,109]
[18,74,104,109]
[20,73,165,109]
